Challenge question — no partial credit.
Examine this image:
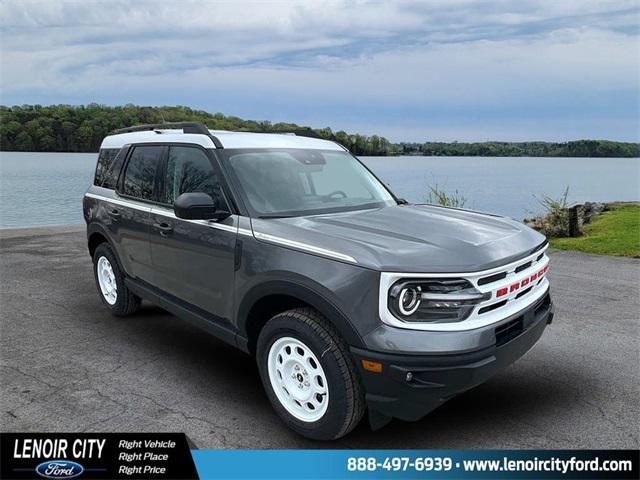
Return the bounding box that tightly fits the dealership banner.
[1,433,198,479]
[192,450,638,479]
[1,433,638,479]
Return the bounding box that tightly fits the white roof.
[100,129,344,151]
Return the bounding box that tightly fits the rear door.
[149,145,238,323]
[114,145,166,282]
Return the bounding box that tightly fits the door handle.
[154,222,174,237]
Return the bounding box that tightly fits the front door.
[149,145,237,324]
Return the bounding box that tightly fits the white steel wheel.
[267,336,329,422]
[96,256,117,305]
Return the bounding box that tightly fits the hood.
[250,204,547,272]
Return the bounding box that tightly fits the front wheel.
[256,308,365,440]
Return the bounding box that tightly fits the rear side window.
[162,146,221,205]
[94,148,120,187]
[122,146,164,200]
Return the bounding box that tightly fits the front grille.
[478,300,507,315]
[477,283,537,315]
[478,272,507,285]
[477,252,545,287]
[474,251,549,317]
[515,286,533,299]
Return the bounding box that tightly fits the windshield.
[222,149,396,217]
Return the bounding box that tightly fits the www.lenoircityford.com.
[346,455,634,475]
[463,457,634,474]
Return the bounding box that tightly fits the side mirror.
[174,192,230,221]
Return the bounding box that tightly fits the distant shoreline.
[2,104,639,158]
[1,150,638,159]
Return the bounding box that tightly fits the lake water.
[0,152,638,228]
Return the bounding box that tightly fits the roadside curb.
[0,224,84,240]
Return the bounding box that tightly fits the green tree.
[0,104,637,157]
[14,131,34,150]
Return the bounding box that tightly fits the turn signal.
[361,360,383,373]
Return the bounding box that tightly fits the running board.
[124,278,246,352]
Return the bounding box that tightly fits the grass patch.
[549,204,640,258]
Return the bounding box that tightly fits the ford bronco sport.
[84,122,553,440]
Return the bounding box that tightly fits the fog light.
[406,372,413,382]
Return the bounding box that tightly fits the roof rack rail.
[111,122,223,148]
[247,129,322,139]
[289,129,323,139]
[289,130,348,151]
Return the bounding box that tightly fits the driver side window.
[163,146,223,206]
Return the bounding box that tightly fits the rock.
[523,201,609,237]
[577,202,607,226]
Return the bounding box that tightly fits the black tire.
[256,307,365,440]
[92,243,140,316]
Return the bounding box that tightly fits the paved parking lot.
[1,227,638,448]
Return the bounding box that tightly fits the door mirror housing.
[174,192,230,221]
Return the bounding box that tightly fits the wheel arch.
[88,231,109,258]
[237,280,365,354]
[86,223,124,268]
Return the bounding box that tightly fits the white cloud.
[0,0,638,141]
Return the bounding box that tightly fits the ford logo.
[35,460,84,479]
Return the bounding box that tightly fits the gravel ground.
[1,227,638,448]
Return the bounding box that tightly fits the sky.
[1,0,639,142]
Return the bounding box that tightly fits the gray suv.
[84,122,554,440]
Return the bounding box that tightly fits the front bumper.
[351,292,553,427]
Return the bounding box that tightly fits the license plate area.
[495,317,523,347]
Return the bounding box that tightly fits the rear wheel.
[92,243,140,316]
[257,308,365,440]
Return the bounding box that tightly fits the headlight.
[388,279,490,323]
[398,285,421,315]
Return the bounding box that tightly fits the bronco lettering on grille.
[496,264,549,298]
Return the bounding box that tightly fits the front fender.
[236,278,367,350]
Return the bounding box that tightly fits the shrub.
[427,183,468,208]
[535,186,570,237]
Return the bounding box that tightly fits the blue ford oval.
[35,460,84,479]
